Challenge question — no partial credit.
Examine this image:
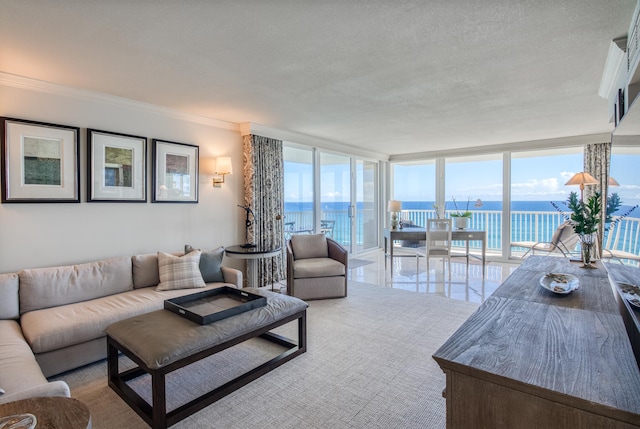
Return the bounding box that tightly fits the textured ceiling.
[0,1,636,156]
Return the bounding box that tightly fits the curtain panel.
[243,135,285,286]
[584,142,611,257]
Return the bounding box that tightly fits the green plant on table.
[565,191,601,235]
[450,197,482,218]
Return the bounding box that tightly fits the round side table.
[0,396,91,429]
[225,245,282,290]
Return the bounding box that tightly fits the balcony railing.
[284,209,640,264]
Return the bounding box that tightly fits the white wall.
[0,78,245,273]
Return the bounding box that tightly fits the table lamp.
[388,200,402,230]
[565,172,598,201]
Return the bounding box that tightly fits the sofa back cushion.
[19,256,133,314]
[131,253,161,288]
[0,273,19,320]
[291,234,329,260]
[132,252,184,288]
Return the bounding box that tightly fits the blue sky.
[284,151,640,206]
[393,152,639,205]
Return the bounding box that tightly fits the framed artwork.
[87,129,147,202]
[152,139,199,203]
[618,88,626,124]
[1,117,80,203]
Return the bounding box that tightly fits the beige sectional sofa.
[0,249,242,405]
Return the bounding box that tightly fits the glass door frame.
[316,150,379,254]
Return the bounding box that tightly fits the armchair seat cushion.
[293,258,345,279]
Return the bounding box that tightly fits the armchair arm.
[286,240,295,279]
[286,240,295,296]
[327,238,348,269]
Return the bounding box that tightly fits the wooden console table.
[433,256,640,428]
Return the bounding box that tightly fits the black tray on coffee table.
[164,286,267,325]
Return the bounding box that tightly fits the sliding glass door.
[283,146,314,236]
[320,152,352,249]
[355,159,378,252]
[284,144,379,254]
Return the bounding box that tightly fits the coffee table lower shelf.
[106,309,306,429]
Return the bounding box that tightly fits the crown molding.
[240,122,389,161]
[0,72,240,131]
[389,133,612,162]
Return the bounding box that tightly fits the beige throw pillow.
[156,251,206,291]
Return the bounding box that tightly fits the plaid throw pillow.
[156,251,206,291]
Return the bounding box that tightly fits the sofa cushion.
[156,251,206,291]
[185,245,224,283]
[0,273,19,320]
[20,283,229,354]
[291,234,329,260]
[132,253,160,289]
[293,258,345,279]
[19,257,134,314]
[0,320,49,394]
[132,252,183,288]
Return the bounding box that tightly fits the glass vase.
[579,233,596,269]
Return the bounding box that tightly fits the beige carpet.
[51,281,479,429]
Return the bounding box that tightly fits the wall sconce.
[213,157,232,187]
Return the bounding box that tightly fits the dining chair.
[416,218,453,279]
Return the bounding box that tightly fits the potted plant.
[450,197,482,229]
[564,192,601,268]
[551,191,638,267]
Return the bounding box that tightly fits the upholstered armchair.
[286,234,348,300]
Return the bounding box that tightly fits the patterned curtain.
[243,135,285,286]
[584,142,611,257]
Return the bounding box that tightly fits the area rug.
[51,281,479,429]
[348,258,374,269]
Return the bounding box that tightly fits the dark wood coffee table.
[105,289,307,429]
[0,396,91,428]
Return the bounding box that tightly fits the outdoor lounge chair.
[511,220,578,258]
[602,248,640,265]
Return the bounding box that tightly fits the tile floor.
[347,250,522,304]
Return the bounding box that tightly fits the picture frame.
[1,117,80,203]
[618,88,626,124]
[87,129,147,202]
[152,139,199,203]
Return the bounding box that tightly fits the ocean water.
[286,201,639,217]
[284,201,640,255]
